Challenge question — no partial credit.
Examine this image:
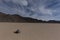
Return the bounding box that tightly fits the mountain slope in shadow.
[0,12,60,23]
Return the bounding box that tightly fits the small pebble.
[14,29,20,34]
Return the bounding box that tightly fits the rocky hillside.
[0,12,59,23]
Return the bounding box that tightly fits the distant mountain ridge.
[0,12,59,23]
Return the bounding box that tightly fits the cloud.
[0,0,60,21]
[12,0,28,6]
[39,6,53,15]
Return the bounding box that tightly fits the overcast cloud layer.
[0,0,60,21]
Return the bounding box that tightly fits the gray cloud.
[0,0,60,21]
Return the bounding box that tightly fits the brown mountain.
[0,12,60,23]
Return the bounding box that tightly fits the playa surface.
[0,23,60,40]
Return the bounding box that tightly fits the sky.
[0,0,60,21]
